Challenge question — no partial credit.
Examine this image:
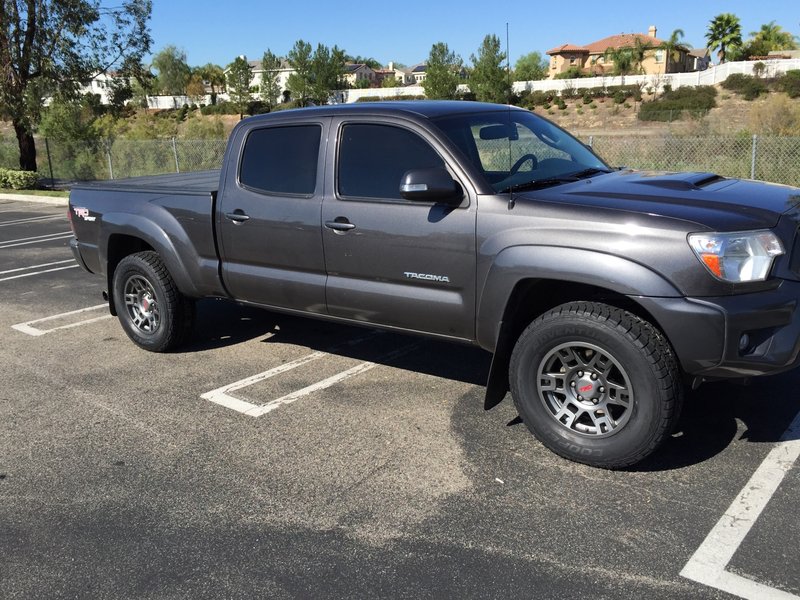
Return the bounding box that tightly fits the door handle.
[324,218,356,232]
[225,209,250,223]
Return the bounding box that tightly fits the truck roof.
[246,100,525,122]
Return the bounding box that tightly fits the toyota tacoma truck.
[68,101,800,468]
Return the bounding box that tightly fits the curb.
[0,192,68,207]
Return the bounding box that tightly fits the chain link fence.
[2,134,800,188]
[589,135,800,187]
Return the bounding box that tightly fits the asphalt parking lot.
[1,197,798,599]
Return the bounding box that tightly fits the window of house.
[569,56,577,65]
[655,50,665,63]
[239,125,321,195]
[338,123,445,200]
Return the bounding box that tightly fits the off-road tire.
[509,301,683,469]
[112,251,194,352]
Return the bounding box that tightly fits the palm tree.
[661,29,685,74]
[750,21,798,52]
[604,46,634,76]
[706,13,743,63]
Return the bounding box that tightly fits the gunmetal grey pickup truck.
[69,101,800,468]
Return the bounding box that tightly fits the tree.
[469,34,509,104]
[226,56,253,119]
[604,46,634,76]
[631,36,654,74]
[514,52,547,82]
[743,21,798,57]
[310,43,346,104]
[151,45,190,95]
[706,13,743,63]
[260,49,283,108]
[661,29,685,74]
[185,73,206,104]
[381,75,399,88]
[196,63,225,103]
[422,42,463,100]
[0,0,152,171]
[286,40,313,106]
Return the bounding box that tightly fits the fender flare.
[476,245,682,351]
[99,210,203,299]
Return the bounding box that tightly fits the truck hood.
[530,170,800,231]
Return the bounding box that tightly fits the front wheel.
[509,302,682,469]
[112,251,194,352]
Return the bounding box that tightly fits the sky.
[147,0,800,68]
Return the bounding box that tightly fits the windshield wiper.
[501,167,611,194]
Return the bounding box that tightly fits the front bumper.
[636,279,800,379]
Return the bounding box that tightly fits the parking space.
[1,199,798,599]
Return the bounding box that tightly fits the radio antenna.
[506,22,515,209]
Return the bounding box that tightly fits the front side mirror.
[399,167,462,203]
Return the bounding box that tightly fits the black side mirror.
[399,168,462,203]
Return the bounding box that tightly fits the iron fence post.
[751,134,758,180]
[588,135,593,148]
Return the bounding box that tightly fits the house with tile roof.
[546,26,692,79]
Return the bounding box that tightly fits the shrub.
[583,93,593,104]
[354,94,426,103]
[777,70,800,98]
[722,73,767,100]
[200,102,240,116]
[613,90,626,104]
[638,86,717,121]
[0,168,39,189]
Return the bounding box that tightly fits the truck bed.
[71,170,220,196]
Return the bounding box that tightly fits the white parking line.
[681,409,800,599]
[0,261,78,282]
[0,214,64,226]
[11,304,111,336]
[0,231,73,249]
[0,259,75,276]
[201,336,416,417]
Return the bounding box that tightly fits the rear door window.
[239,125,321,195]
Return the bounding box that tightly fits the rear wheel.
[112,251,194,352]
[509,301,682,469]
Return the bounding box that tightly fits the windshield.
[432,110,610,193]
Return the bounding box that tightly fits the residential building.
[223,57,296,104]
[546,25,692,79]
[343,63,376,87]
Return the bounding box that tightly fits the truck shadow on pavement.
[632,373,800,471]
[187,299,799,470]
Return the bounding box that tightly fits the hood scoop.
[630,172,726,191]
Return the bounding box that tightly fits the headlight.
[688,230,784,282]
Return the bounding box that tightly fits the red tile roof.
[546,44,590,55]
[549,33,667,56]
[586,33,664,53]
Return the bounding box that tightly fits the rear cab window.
[239,125,321,196]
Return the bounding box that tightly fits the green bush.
[0,168,38,189]
[777,70,800,98]
[354,94,426,102]
[200,102,240,115]
[583,93,593,104]
[613,90,626,104]
[638,86,717,121]
[722,73,768,100]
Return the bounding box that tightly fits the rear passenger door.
[217,119,328,313]
[321,118,477,340]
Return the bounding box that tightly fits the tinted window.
[240,125,321,195]
[338,124,444,200]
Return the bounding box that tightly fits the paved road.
[1,198,798,599]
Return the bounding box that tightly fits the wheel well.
[500,279,664,344]
[106,235,154,314]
